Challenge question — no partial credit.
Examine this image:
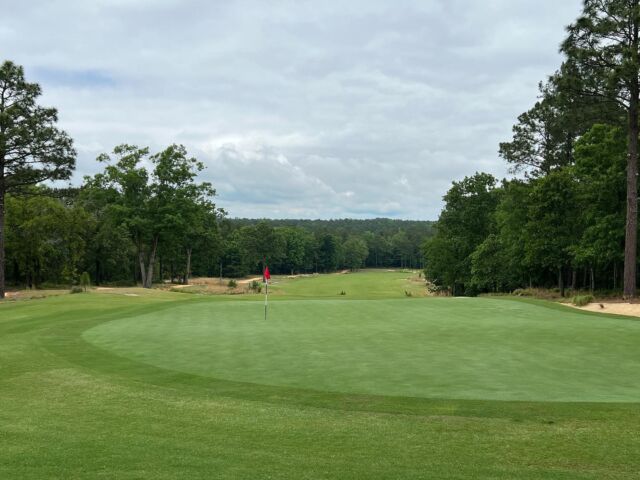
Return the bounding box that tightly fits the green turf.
[1,271,640,479]
[84,297,640,402]
[268,269,427,298]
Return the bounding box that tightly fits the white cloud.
[1,0,584,218]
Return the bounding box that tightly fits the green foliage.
[317,234,341,272]
[423,173,500,295]
[572,294,595,307]
[249,280,262,293]
[470,234,507,293]
[85,143,220,289]
[0,61,77,298]
[227,279,238,289]
[79,271,91,292]
[343,236,369,271]
[524,169,578,274]
[5,193,89,288]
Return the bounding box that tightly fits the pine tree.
[561,0,640,298]
[0,61,76,298]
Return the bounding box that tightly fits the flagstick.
[264,280,268,320]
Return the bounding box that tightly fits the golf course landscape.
[1,271,639,479]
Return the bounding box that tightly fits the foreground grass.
[1,271,639,479]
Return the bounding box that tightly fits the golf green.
[84,297,640,402]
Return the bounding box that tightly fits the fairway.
[85,297,640,402]
[2,271,640,479]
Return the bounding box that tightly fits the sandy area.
[237,277,263,285]
[566,302,640,318]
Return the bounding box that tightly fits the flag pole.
[264,279,268,321]
[263,263,270,320]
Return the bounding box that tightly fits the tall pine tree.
[0,61,76,298]
[561,0,640,298]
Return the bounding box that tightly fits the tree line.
[424,1,640,297]
[221,218,432,278]
[0,60,433,295]
[4,180,432,288]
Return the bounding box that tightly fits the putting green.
[83,297,640,402]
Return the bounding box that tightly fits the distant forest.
[5,182,433,287]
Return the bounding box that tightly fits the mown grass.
[1,271,639,479]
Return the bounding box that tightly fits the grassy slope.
[0,272,639,479]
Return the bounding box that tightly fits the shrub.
[404,290,413,297]
[249,280,262,293]
[339,290,346,296]
[70,286,84,294]
[227,279,238,289]
[512,288,561,300]
[572,294,594,307]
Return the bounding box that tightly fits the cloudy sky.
[2,0,582,219]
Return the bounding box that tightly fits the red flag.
[263,265,271,282]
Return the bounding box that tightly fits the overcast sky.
[2,0,583,220]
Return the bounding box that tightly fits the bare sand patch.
[566,302,640,318]
[237,277,263,285]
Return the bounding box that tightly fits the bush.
[512,288,561,300]
[70,286,84,294]
[249,280,262,293]
[227,279,238,289]
[572,294,594,307]
[404,290,413,297]
[339,290,346,296]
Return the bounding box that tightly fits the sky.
[1,0,583,220]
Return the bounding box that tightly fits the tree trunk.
[624,36,639,299]
[571,269,577,291]
[143,236,158,289]
[614,262,618,290]
[133,257,137,285]
[138,250,147,287]
[0,185,5,299]
[558,267,564,298]
[590,267,595,293]
[184,247,192,285]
